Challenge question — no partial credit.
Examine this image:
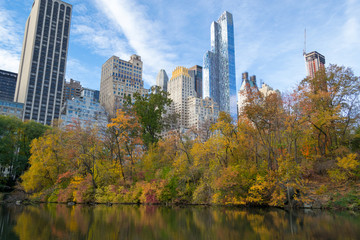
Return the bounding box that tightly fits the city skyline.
[1,0,359,93]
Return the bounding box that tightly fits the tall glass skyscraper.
[203,11,236,119]
[14,0,72,125]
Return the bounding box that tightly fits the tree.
[298,64,360,158]
[126,86,172,149]
[0,116,48,186]
[107,109,143,181]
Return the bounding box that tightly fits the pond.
[1,204,359,239]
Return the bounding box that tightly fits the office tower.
[100,54,148,116]
[237,72,258,115]
[61,88,108,128]
[156,69,169,92]
[203,11,236,119]
[63,78,82,105]
[14,0,72,125]
[304,51,325,79]
[0,70,18,102]
[188,65,203,99]
[168,67,195,128]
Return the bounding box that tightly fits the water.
[1,204,359,240]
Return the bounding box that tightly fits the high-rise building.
[237,72,258,115]
[61,88,108,128]
[188,65,203,99]
[156,69,169,92]
[187,96,219,130]
[0,70,18,102]
[168,67,195,128]
[304,51,325,79]
[62,78,82,105]
[203,11,236,119]
[100,55,148,116]
[14,0,72,125]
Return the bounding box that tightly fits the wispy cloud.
[0,7,23,72]
[92,0,178,85]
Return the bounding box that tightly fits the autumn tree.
[298,64,360,158]
[107,109,143,181]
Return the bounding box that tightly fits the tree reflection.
[1,205,358,240]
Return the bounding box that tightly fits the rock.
[67,202,76,206]
[16,200,22,205]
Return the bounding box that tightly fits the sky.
[0,0,359,93]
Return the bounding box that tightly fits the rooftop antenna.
[303,28,306,56]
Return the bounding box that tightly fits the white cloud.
[0,8,22,72]
[93,0,178,86]
[0,49,20,72]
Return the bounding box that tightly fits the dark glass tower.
[14,0,72,125]
[189,65,203,99]
[203,11,236,119]
[0,70,18,102]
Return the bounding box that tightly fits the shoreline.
[1,196,358,212]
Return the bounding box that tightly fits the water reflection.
[1,204,359,239]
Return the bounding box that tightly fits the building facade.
[14,0,72,125]
[259,83,278,98]
[304,51,325,79]
[188,65,203,99]
[203,11,236,119]
[0,100,24,119]
[168,67,195,129]
[0,70,18,102]
[156,69,169,92]
[62,78,82,106]
[61,88,108,128]
[100,55,147,116]
[167,66,219,132]
[187,96,219,130]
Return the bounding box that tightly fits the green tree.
[0,116,48,187]
[126,86,173,149]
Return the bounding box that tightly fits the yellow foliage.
[336,153,359,171]
[246,175,267,204]
[329,153,360,183]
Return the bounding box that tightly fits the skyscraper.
[100,54,148,116]
[0,69,18,102]
[14,0,72,125]
[304,51,325,79]
[188,65,203,98]
[156,69,169,92]
[203,11,236,119]
[168,66,195,129]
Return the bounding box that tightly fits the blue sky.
[0,0,359,92]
